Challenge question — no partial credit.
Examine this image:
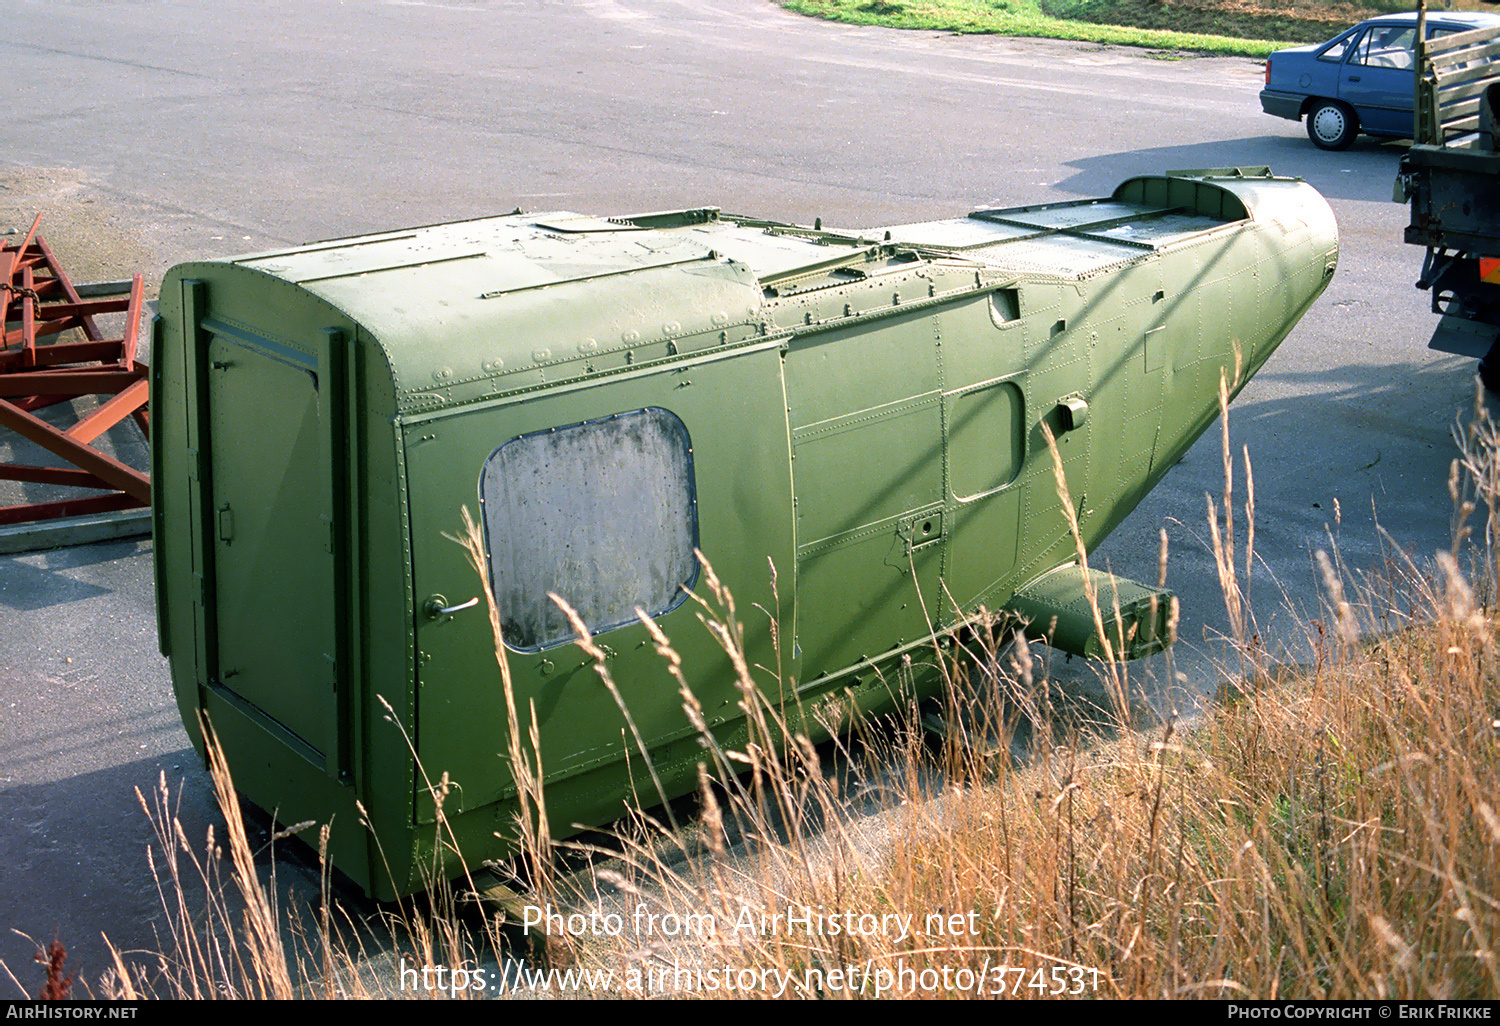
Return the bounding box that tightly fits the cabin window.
[480,407,699,652]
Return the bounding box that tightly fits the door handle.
[423,595,480,619]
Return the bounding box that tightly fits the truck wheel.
[1480,356,1500,393]
[1479,337,1500,393]
[1307,101,1358,150]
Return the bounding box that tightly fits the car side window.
[1426,26,1468,70]
[1319,30,1360,63]
[1351,25,1416,70]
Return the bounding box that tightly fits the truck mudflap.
[1429,312,1499,359]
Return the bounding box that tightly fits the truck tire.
[1480,337,1500,393]
[1307,101,1358,150]
[1481,356,1500,393]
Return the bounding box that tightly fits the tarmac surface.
[0,0,1487,997]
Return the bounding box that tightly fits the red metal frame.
[0,217,150,526]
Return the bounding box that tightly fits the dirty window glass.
[480,407,699,652]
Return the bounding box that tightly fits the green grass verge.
[778,0,1296,58]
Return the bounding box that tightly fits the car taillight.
[1264,59,1271,86]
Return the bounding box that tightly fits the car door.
[1338,22,1417,136]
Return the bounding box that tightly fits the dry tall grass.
[95,723,513,999]
[58,383,1500,999]
[520,571,1499,997]
[519,383,1500,1000]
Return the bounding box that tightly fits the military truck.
[1399,4,1500,387]
[152,170,1337,899]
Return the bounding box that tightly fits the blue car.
[1261,11,1500,150]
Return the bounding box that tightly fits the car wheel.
[1307,100,1358,150]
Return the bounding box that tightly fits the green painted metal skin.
[152,169,1338,900]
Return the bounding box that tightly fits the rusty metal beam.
[0,369,144,397]
[0,492,144,527]
[0,464,110,488]
[0,340,124,369]
[12,394,75,414]
[30,232,104,341]
[15,213,41,257]
[0,398,150,502]
[21,266,35,367]
[8,297,133,321]
[65,378,148,445]
[0,251,14,328]
[5,318,86,345]
[0,219,152,527]
[120,275,142,366]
